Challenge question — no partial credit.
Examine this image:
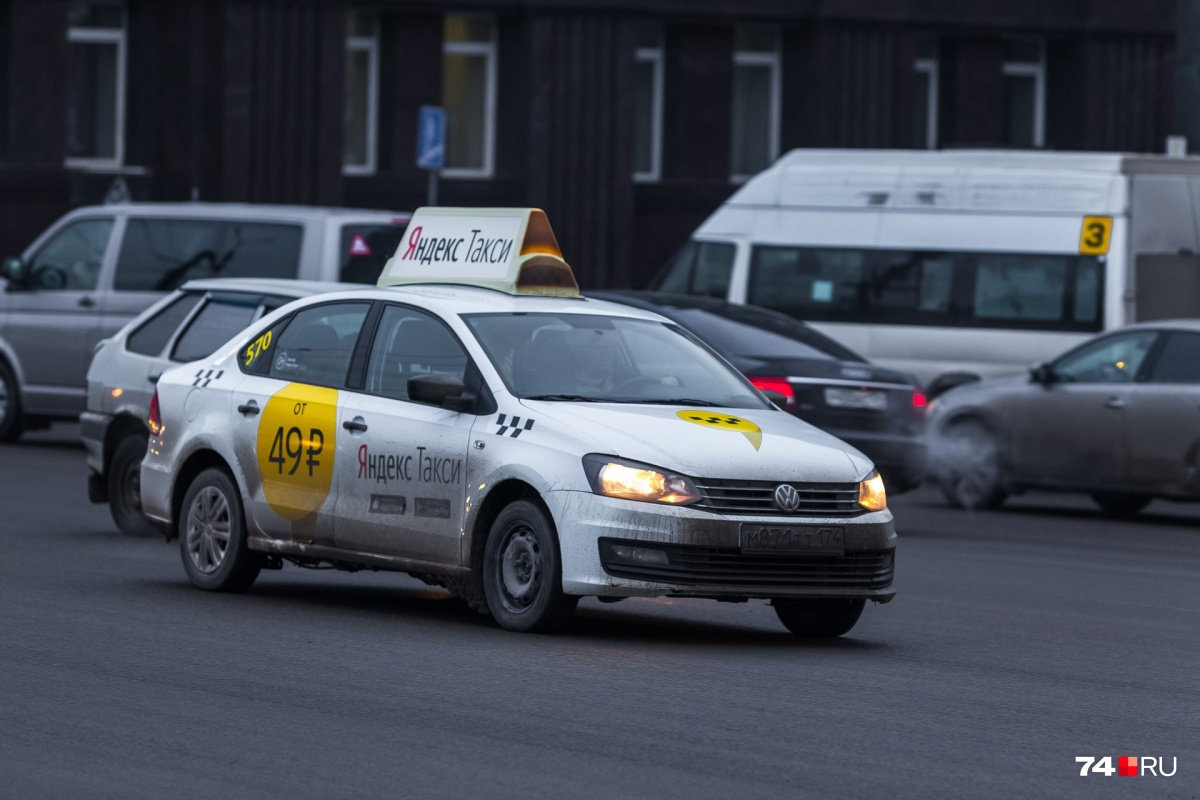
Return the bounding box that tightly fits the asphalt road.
[2,425,1197,799]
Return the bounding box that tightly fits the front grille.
[692,479,862,516]
[599,541,894,589]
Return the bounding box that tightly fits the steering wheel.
[611,375,663,394]
[32,265,67,290]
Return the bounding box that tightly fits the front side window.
[125,292,203,356]
[731,25,781,181]
[633,23,664,182]
[115,219,302,292]
[1053,331,1157,384]
[26,217,113,291]
[339,222,407,284]
[172,295,264,362]
[365,306,469,401]
[1002,40,1045,148]
[267,303,371,388]
[1147,332,1200,383]
[443,14,497,177]
[343,12,379,175]
[66,1,126,167]
[465,313,768,409]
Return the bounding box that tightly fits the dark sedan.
[592,291,927,493]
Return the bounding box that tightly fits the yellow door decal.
[257,383,338,520]
[676,410,762,451]
[1079,216,1112,256]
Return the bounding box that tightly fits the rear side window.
[114,219,303,292]
[653,241,736,298]
[1148,332,1200,383]
[125,292,203,356]
[266,302,371,388]
[171,295,263,363]
[339,223,407,284]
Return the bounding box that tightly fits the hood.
[520,400,870,483]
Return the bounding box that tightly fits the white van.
[651,149,1200,386]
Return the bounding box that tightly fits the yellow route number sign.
[257,383,338,520]
[1079,216,1112,256]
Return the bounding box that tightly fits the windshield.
[463,312,769,409]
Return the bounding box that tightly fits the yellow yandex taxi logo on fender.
[676,409,763,451]
[257,384,338,520]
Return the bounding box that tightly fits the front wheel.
[1091,492,1152,516]
[773,598,865,638]
[0,361,23,442]
[179,467,261,592]
[936,420,1008,510]
[108,435,159,537]
[482,499,577,633]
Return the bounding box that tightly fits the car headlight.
[582,455,701,505]
[858,470,887,511]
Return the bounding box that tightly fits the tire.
[107,436,159,537]
[936,420,1008,510]
[773,598,865,638]
[482,499,578,633]
[178,467,262,592]
[0,361,23,442]
[1091,492,1152,517]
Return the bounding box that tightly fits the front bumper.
[546,490,896,600]
[80,410,111,475]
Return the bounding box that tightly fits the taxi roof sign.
[377,207,580,298]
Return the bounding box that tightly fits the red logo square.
[1119,756,1139,776]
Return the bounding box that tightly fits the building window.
[633,23,664,182]
[914,36,938,150]
[66,2,126,168]
[731,25,781,182]
[344,12,380,175]
[443,14,497,178]
[1002,40,1045,148]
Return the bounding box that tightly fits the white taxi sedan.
[142,208,895,636]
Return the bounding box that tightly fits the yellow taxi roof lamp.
[377,207,580,298]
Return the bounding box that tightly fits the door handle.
[1104,397,1126,410]
[342,417,368,433]
[78,296,95,308]
[237,401,260,416]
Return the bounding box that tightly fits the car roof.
[179,278,358,297]
[69,202,409,222]
[1121,318,1200,333]
[272,283,672,321]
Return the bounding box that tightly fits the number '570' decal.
[244,331,272,366]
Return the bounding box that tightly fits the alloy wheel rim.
[0,374,8,421]
[122,458,142,511]
[186,486,231,574]
[498,525,542,612]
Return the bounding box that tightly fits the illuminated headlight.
[582,455,701,505]
[858,470,887,511]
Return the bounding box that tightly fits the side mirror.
[2,256,25,287]
[760,389,789,409]
[1029,362,1055,385]
[407,373,473,411]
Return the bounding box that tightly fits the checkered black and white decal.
[192,369,224,388]
[494,413,535,438]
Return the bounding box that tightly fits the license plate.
[824,387,888,411]
[740,524,846,554]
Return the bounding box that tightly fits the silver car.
[83,278,351,536]
[929,320,1200,514]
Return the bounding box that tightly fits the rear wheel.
[773,598,865,638]
[1091,492,1152,516]
[482,499,577,633]
[179,467,261,592]
[108,435,159,537]
[0,361,23,442]
[937,420,1008,510]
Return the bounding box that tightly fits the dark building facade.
[0,0,1178,289]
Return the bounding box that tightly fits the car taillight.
[749,377,796,412]
[148,390,164,436]
[911,390,927,419]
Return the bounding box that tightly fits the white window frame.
[65,18,127,170]
[731,35,781,183]
[634,40,664,182]
[914,56,939,150]
[442,21,497,180]
[343,22,380,176]
[1002,41,1046,149]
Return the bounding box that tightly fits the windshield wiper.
[523,394,608,402]
[632,398,721,407]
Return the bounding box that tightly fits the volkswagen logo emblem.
[773,484,801,512]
